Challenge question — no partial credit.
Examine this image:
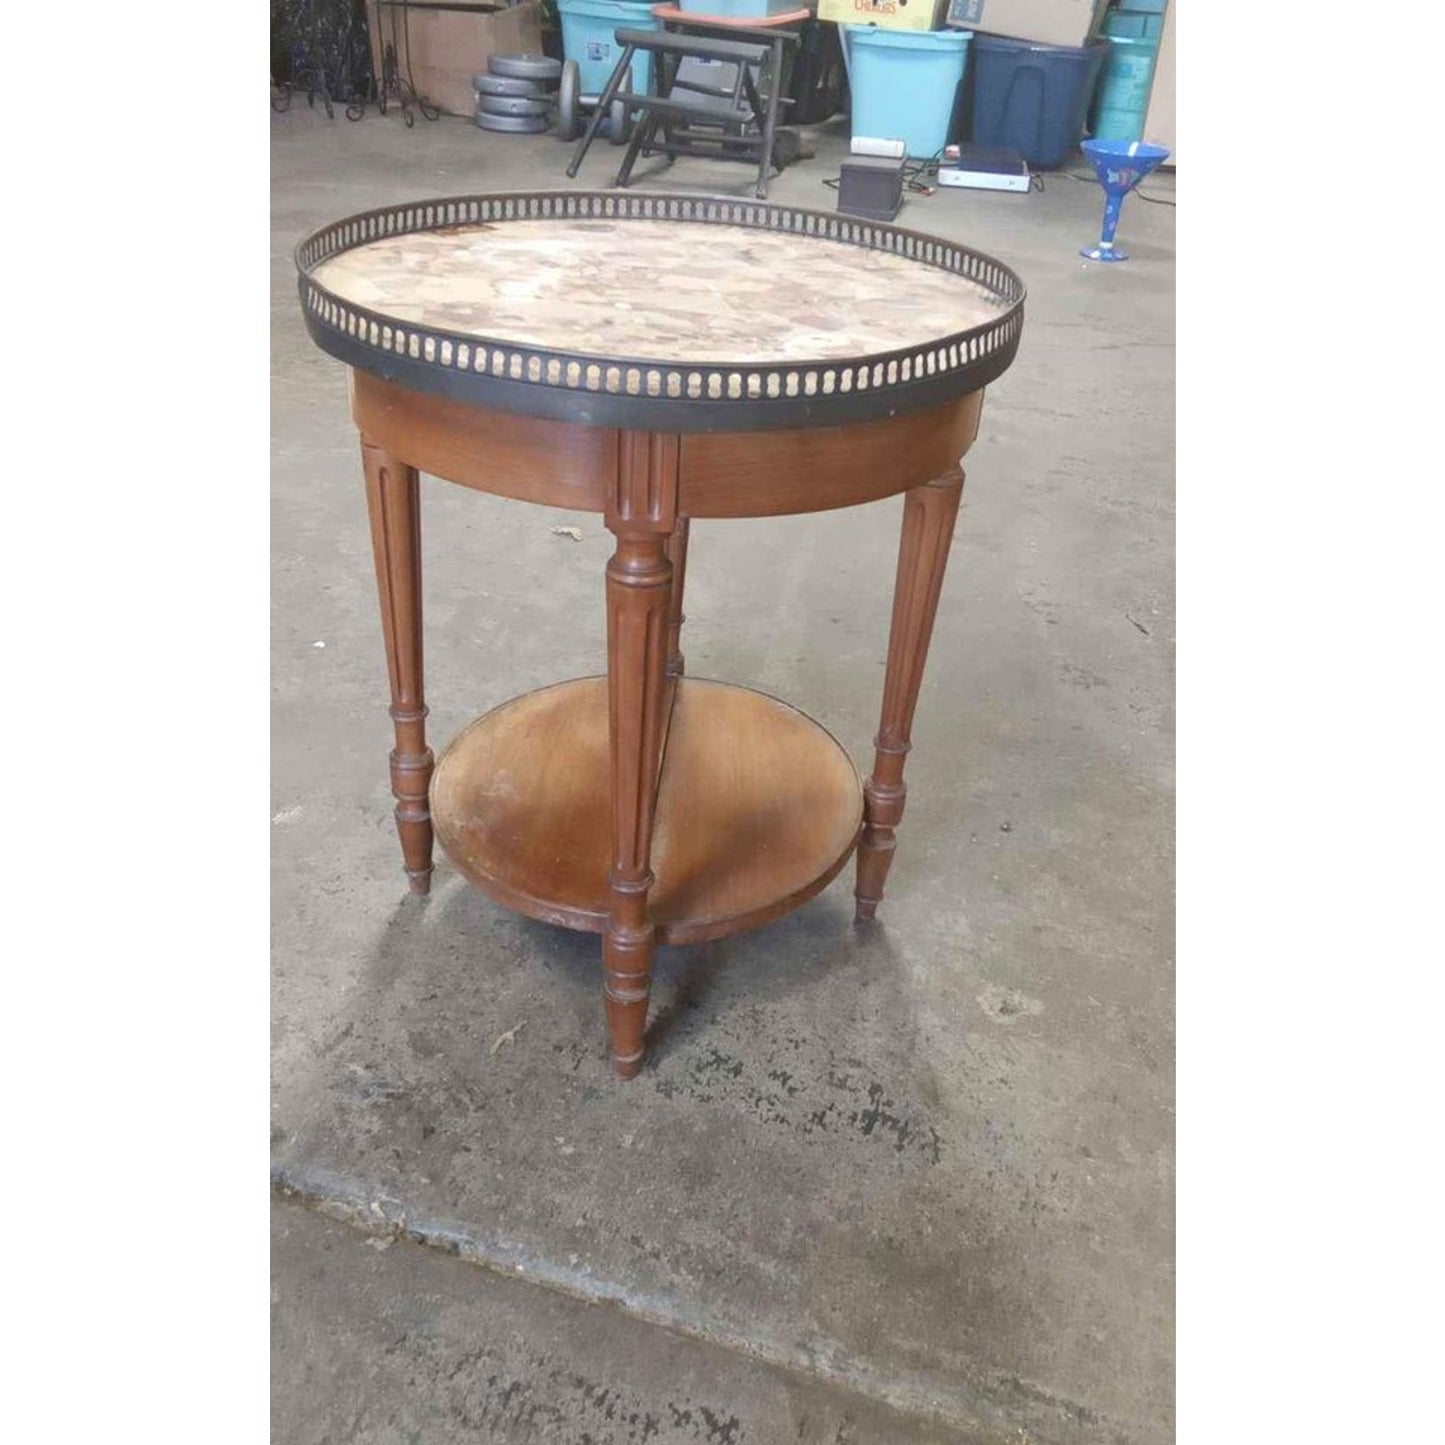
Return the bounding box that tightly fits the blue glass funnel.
[1079,137,1170,263]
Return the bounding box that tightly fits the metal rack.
[271,0,375,118]
[353,0,456,124]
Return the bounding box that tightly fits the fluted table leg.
[664,516,690,680]
[856,467,965,922]
[361,438,433,895]
[603,432,680,1077]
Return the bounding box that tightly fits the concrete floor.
[272,103,1174,1445]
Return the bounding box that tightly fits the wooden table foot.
[855,467,964,921]
[604,890,653,1079]
[362,438,434,894]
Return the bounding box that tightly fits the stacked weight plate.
[474,53,563,134]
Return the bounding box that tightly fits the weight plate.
[474,72,545,98]
[488,53,562,82]
[473,109,551,134]
[476,93,552,118]
[556,60,581,142]
[609,66,633,146]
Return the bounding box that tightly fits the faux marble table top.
[311,217,1008,366]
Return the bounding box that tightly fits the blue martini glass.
[1079,137,1171,262]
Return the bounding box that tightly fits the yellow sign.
[817,0,947,33]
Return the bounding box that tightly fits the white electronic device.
[937,144,1031,193]
[850,136,907,159]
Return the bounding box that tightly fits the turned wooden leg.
[361,438,434,896]
[664,516,690,679]
[602,432,680,1077]
[856,467,965,922]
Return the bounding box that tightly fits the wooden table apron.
[298,192,1023,1078]
[351,370,984,1077]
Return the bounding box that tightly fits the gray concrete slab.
[274,1196,990,1443]
[272,106,1173,1445]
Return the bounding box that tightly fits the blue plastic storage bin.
[1103,11,1162,40]
[557,0,661,95]
[1090,34,1159,142]
[969,33,1105,169]
[847,27,971,160]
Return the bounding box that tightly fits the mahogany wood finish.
[855,469,966,922]
[351,372,980,520]
[677,392,982,518]
[349,376,985,1074]
[429,678,862,943]
[361,439,434,894]
[352,370,613,514]
[664,517,691,679]
[601,432,681,1077]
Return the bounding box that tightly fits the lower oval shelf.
[430,677,864,945]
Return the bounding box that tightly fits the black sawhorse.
[564,27,797,200]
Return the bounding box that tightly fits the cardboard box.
[368,1,545,117]
[817,0,948,34]
[943,0,1108,48]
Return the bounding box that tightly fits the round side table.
[296,191,1025,1077]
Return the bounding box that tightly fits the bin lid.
[969,32,1107,58]
[848,26,972,51]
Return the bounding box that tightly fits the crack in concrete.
[272,1161,1143,1445]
